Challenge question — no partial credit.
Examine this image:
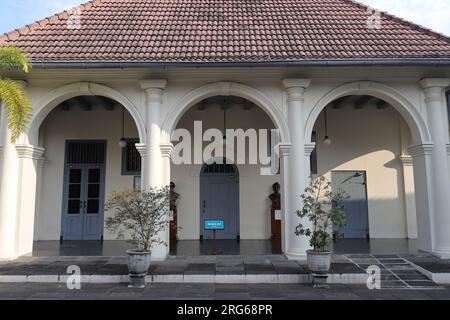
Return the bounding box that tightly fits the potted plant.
[295,175,348,287]
[105,186,170,288]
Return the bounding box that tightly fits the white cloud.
[358,0,450,36]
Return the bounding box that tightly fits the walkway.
[0,253,446,289]
[1,282,450,300]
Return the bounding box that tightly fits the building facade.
[1,0,450,261]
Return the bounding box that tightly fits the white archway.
[26,82,147,146]
[305,81,431,145]
[161,81,290,144]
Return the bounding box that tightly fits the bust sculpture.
[170,181,180,210]
[269,182,281,209]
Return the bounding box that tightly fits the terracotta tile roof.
[1,0,450,64]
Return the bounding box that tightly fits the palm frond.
[0,79,32,142]
[0,46,31,72]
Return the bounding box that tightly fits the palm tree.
[0,45,32,143]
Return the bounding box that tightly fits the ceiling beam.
[76,97,92,111]
[59,101,71,111]
[354,96,375,109]
[333,96,354,109]
[377,101,390,109]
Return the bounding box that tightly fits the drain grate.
[344,254,444,290]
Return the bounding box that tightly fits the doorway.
[61,141,106,240]
[332,171,369,239]
[200,162,239,240]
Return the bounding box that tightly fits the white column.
[282,79,312,260]
[399,155,417,239]
[0,107,18,260]
[408,144,434,252]
[14,145,45,255]
[139,79,167,188]
[420,79,450,258]
[139,79,168,261]
[0,140,44,259]
[160,143,173,247]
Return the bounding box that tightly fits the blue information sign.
[204,220,225,230]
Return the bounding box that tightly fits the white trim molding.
[407,144,434,158]
[277,143,292,158]
[399,155,413,166]
[161,81,290,144]
[135,143,147,158]
[304,143,316,157]
[15,145,45,160]
[159,143,174,158]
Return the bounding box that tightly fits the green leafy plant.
[105,186,170,252]
[295,175,348,252]
[0,45,32,142]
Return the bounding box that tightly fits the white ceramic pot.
[306,250,331,275]
[126,249,151,288]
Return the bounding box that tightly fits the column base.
[151,246,169,261]
[432,247,450,259]
[0,254,19,262]
[285,249,308,261]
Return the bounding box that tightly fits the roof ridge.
[0,0,102,44]
[341,0,450,43]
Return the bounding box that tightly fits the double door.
[62,165,105,240]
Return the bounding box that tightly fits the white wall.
[36,105,138,240]
[313,105,410,238]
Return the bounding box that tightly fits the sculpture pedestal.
[270,205,281,241]
[271,205,282,253]
[170,207,178,243]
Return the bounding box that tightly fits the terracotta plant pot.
[126,249,152,288]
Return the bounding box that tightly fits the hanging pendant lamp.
[118,106,127,148]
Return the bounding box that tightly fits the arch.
[26,82,146,146]
[305,81,431,145]
[161,81,290,144]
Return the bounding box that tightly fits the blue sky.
[0,0,449,36]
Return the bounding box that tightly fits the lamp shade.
[118,138,127,148]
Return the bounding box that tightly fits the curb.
[0,273,369,284]
[410,262,450,285]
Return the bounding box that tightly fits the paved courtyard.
[1,282,450,300]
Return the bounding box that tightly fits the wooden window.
[122,139,141,175]
[310,131,318,175]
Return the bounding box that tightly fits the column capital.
[304,143,316,157]
[419,78,450,89]
[140,79,168,91]
[283,79,311,89]
[135,143,147,157]
[447,144,450,156]
[160,143,174,158]
[283,79,311,102]
[15,145,45,160]
[407,144,434,158]
[399,155,413,166]
[277,143,292,158]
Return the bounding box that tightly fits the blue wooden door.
[62,165,105,240]
[200,163,239,239]
[332,171,369,239]
[61,141,106,240]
